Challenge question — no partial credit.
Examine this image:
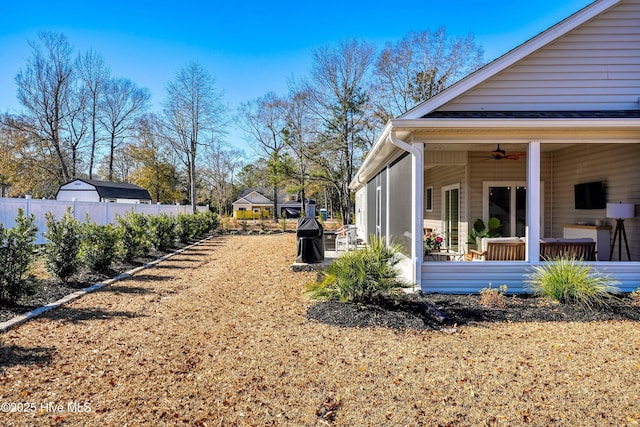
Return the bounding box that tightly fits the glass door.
[485,182,529,237]
[442,184,460,251]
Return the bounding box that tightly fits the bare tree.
[61,79,90,178]
[99,77,150,181]
[374,27,484,122]
[201,143,245,215]
[14,31,75,183]
[238,92,289,221]
[282,86,317,215]
[126,114,182,203]
[163,62,227,212]
[306,39,376,224]
[76,49,111,179]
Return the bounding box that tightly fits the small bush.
[42,209,82,283]
[117,211,152,263]
[479,284,508,308]
[305,235,410,304]
[0,209,38,302]
[177,211,218,243]
[80,220,121,273]
[630,289,640,306]
[525,257,619,309]
[148,213,177,251]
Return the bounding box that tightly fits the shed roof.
[60,179,152,201]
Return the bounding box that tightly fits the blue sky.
[1,0,594,152]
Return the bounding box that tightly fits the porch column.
[390,133,423,286]
[413,142,424,281]
[527,141,541,262]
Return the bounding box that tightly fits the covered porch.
[353,122,640,293]
[416,134,639,293]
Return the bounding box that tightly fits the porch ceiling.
[423,142,575,153]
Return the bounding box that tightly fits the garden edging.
[0,235,214,333]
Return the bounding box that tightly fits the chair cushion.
[481,237,522,252]
[540,237,594,243]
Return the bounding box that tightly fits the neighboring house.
[56,179,152,204]
[351,0,640,292]
[232,190,275,219]
[232,190,311,219]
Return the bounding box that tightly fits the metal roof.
[64,179,152,200]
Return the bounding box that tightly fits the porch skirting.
[420,261,640,294]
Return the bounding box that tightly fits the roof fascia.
[400,0,621,120]
[349,122,393,189]
[391,117,640,130]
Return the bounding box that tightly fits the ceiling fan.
[487,144,526,160]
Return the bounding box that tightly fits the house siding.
[423,163,467,248]
[421,262,640,294]
[441,0,640,111]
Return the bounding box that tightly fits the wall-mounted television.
[574,181,606,210]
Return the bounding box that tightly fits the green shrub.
[117,211,152,263]
[148,213,177,251]
[177,213,196,243]
[177,211,218,243]
[0,209,38,302]
[42,209,82,283]
[198,210,219,234]
[305,235,410,304]
[80,220,121,273]
[525,257,619,309]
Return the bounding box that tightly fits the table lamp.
[606,202,634,261]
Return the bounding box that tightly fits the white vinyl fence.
[0,197,208,244]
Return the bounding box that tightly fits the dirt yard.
[0,233,639,426]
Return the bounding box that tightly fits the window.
[425,186,433,212]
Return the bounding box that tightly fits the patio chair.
[335,225,357,251]
[539,240,596,261]
[470,238,525,261]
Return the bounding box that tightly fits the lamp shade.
[606,203,634,219]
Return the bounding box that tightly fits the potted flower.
[424,232,443,255]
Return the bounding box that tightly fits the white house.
[56,179,152,204]
[352,0,640,292]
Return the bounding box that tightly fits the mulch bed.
[307,292,640,331]
[0,245,191,324]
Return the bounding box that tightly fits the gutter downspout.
[389,132,424,288]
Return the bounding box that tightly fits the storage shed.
[56,179,152,204]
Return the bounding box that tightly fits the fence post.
[25,195,31,217]
[105,201,109,225]
[72,198,77,219]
